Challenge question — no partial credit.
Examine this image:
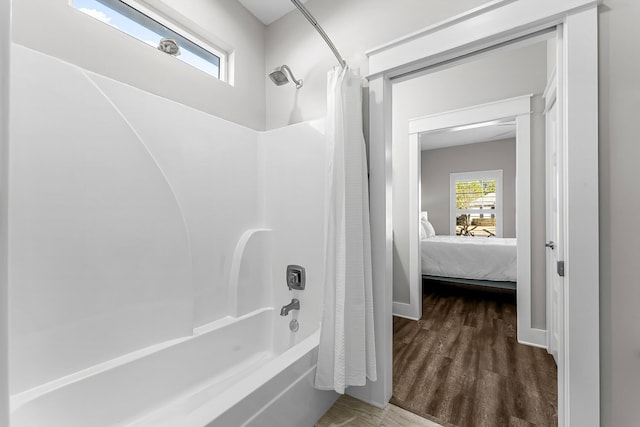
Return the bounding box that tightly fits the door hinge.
[557,261,565,277]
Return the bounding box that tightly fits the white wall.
[0,0,9,423]
[421,139,517,238]
[85,72,262,330]
[391,43,548,316]
[8,44,330,401]
[260,121,327,347]
[264,0,491,130]
[11,0,267,130]
[598,1,640,425]
[9,45,262,393]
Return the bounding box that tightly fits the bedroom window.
[450,170,503,237]
[72,0,226,80]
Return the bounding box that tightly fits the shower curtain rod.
[290,0,347,69]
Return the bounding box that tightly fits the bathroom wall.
[8,43,329,398]
[598,1,640,425]
[0,0,9,423]
[11,0,267,130]
[260,121,327,346]
[9,45,261,393]
[265,0,491,130]
[84,70,263,330]
[421,138,517,238]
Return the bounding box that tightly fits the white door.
[545,94,564,363]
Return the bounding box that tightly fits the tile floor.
[316,395,445,427]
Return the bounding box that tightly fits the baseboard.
[346,387,388,410]
[346,374,392,410]
[392,301,420,320]
[518,327,547,349]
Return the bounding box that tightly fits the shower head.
[269,65,303,89]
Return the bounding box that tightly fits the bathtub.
[10,308,339,427]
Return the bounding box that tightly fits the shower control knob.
[286,265,306,290]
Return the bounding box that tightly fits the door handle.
[545,241,555,250]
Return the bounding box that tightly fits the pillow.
[420,211,436,238]
[419,222,427,240]
[423,219,436,238]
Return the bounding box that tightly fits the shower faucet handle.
[289,271,300,284]
[286,265,306,290]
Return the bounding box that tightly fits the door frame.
[400,95,546,348]
[351,1,600,426]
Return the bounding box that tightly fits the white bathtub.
[10,308,338,427]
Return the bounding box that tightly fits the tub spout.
[280,299,300,316]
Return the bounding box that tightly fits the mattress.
[421,235,517,282]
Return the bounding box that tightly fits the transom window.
[72,0,226,80]
[450,170,503,237]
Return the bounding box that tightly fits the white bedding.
[421,235,517,282]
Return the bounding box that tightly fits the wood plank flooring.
[391,280,557,427]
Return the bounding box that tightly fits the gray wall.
[391,43,548,319]
[0,0,8,424]
[12,0,267,130]
[599,1,640,426]
[421,139,517,238]
[264,0,489,130]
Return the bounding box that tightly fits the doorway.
[400,94,544,349]
[392,86,552,425]
[350,2,600,427]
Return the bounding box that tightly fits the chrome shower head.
[269,65,303,89]
[269,70,289,86]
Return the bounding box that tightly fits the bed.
[421,235,517,289]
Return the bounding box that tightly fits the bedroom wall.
[421,138,517,238]
[11,0,267,130]
[392,42,548,321]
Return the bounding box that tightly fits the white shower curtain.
[314,66,377,394]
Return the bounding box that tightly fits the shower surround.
[8,44,337,426]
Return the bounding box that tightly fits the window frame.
[71,0,228,81]
[450,169,503,237]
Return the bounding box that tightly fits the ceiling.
[238,0,309,25]
[420,121,516,151]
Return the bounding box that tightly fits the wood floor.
[391,280,557,427]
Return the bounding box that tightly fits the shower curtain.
[314,66,376,394]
